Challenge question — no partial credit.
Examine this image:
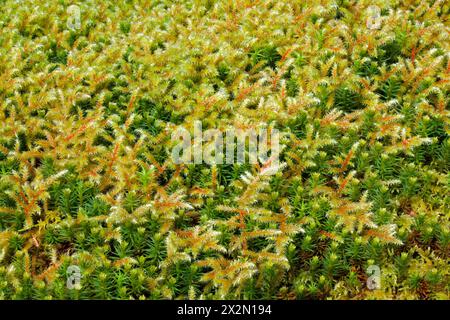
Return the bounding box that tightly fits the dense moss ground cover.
[0,0,449,299]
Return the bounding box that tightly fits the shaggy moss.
[0,0,448,301]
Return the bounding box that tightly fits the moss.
[249,45,281,69]
[0,0,448,301]
[333,87,365,112]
